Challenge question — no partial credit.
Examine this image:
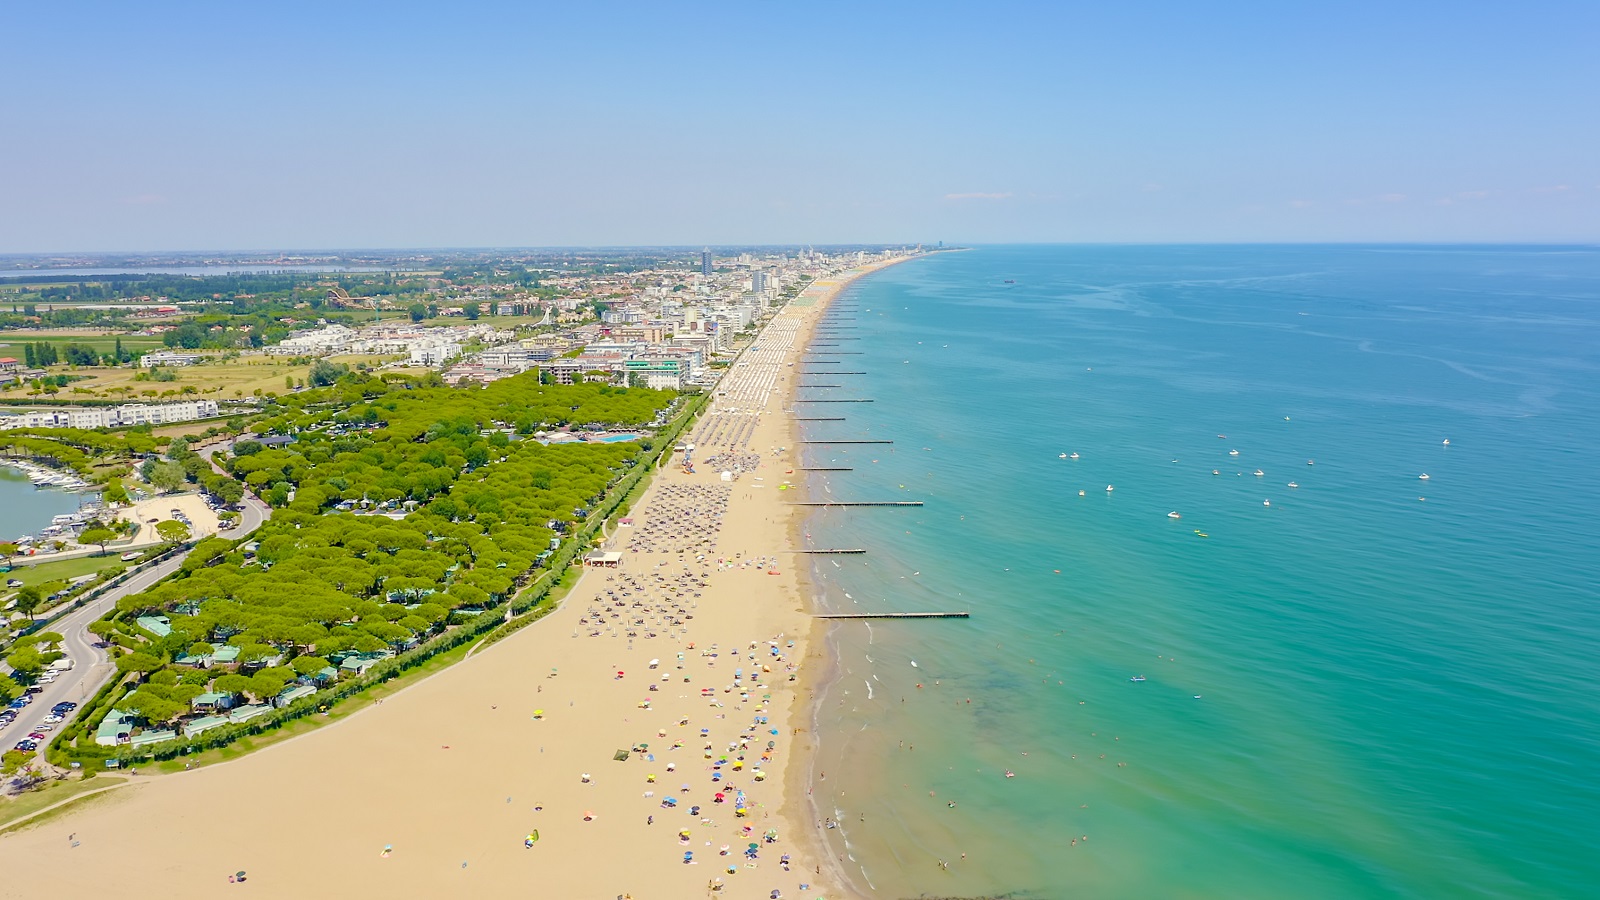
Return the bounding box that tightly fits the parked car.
[13,740,37,752]
[42,715,64,724]
[120,551,141,562]
[28,732,47,741]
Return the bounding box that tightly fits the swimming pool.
[595,433,640,443]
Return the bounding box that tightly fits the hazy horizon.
[4,1,1596,252]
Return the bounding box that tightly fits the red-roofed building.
[0,357,19,374]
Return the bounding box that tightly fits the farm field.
[0,331,165,356]
[0,354,397,401]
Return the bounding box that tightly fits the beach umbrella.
[532,709,544,719]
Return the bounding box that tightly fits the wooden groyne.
[794,549,867,555]
[800,371,866,375]
[792,417,846,421]
[793,399,873,403]
[798,384,843,388]
[814,611,969,619]
[800,439,892,444]
[789,501,924,507]
[805,360,841,364]
[799,466,853,471]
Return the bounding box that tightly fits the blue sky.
[2,1,1596,251]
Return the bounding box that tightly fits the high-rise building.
[751,271,768,293]
[701,249,712,276]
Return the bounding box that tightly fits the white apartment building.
[408,343,461,367]
[0,399,221,431]
[138,351,206,368]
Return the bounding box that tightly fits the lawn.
[4,553,129,589]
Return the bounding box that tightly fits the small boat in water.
[1069,452,1079,459]
[1442,439,1450,446]
[1419,473,1430,480]
[1059,453,1068,459]
[1129,675,1147,682]
[1263,499,1272,507]
[1229,449,1240,456]
[1253,469,1265,477]
[1287,481,1299,488]
[1193,530,1209,537]
[1167,511,1181,519]
[1105,485,1114,492]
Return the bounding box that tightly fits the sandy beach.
[0,259,908,899]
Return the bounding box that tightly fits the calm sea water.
[0,465,87,542]
[801,246,1600,899]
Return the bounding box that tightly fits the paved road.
[4,553,187,753]
[5,455,271,758]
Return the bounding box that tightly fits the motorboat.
[1059,453,1068,459]
[1263,499,1272,507]
[1418,473,1430,480]
[1287,481,1299,488]
[1129,675,1146,682]
[1167,511,1181,519]
[1069,452,1079,459]
[1229,449,1240,456]
[1253,469,1264,477]
[1105,485,1114,492]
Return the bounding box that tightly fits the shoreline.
[773,258,915,900]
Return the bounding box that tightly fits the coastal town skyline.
[4,2,1597,252]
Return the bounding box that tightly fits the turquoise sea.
[800,246,1600,899]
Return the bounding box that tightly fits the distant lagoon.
[0,265,398,279]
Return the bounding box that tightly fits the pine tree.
[24,343,35,367]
